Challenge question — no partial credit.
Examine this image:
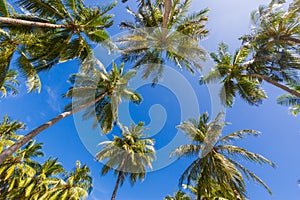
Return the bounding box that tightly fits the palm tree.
[42,161,92,200]
[277,83,300,116]
[1,148,60,199]
[240,0,300,95]
[243,0,299,46]
[164,190,192,200]
[204,42,300,107]
[4,156,92,200]
[20,158,65,199]
[118,0,208,83]
[0,69,19,97]
[0,0,115,92]
[204,0,300,106]
[0,141,44,199]
[96,122,155,200]
[204,43,268,106]
[0,62,142,164]
[0,116,92,200]
[171,112,275,200]
[0,117,43,198]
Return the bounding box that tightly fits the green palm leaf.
[277,83,300,116]
[118,0,208,83]
[96,122,155,200]
[171,112,275,199]
[0,0,115,92]
[0,0,9,17]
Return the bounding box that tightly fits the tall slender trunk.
[162,0,172,29]
[111,171,123,200]
[248,74,300,98]
[0,92,108,164]
[0,17,71,29]
[162,0,172,43]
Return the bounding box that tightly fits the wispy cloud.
[26,116,31,123]
[45,86,61,113]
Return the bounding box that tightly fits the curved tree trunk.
[248,74,300,98]
[0,92,107,164]
[111,171,123,200]
[0,17,70,29]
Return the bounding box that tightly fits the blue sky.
[1,0,300,199]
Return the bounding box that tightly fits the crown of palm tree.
[0,0,115,92]
[96,122,155,175]
[204,43,267,106]
[117,0,209,83]
[64,61,142,133]
[44,161,92,199]
[204,0,300,107]
[96,122,155,200]
[240,0,300,84]
[0,116,92,200]
[171,112,275,200]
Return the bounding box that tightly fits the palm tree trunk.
[162,0,172,43]
[111,171,123,200]
[0,17,70,29]
[0,92,108,164]
[248,74,300,98]
[162,0,172,29]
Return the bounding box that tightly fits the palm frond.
[96,122,155,189]
[170,144,201,158]
[218,145,275,167]
[220,130,259,143]
[228,158,273,194]
[277,94,300,106]
[16,0,63,19]
[0,0,9,17]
